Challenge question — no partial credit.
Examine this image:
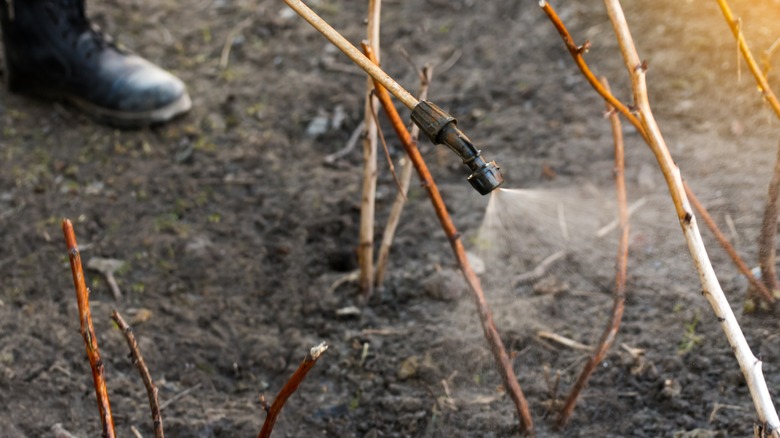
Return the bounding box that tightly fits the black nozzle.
[411,101,503,195]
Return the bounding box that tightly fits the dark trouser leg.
[0,0,191,127]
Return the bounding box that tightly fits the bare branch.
[557,77,629,428]
[257,343,328,438]
[358,0,382,298]
[62,219,116,438]
[111,310,164,438]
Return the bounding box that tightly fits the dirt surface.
[3,0,780,436]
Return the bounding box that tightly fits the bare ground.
[2,0,780,436]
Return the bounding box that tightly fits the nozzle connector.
[468,161,504,195]
[411,101,503,195]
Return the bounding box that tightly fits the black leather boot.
[0,0,191,127]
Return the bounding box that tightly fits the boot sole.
[5,84,192,128]
[67,92,193,128]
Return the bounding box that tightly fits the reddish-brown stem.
[375,65,434,287]
[362,43,534,434]
[111,310,164,438]
[257,343,328,438]
[716,0,780,119]
[539,1,648,144]
[557,77,629,428]
[685,181,775,303]
[759,145,780,294]
[62,219,116,438]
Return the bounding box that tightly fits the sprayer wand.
[281,0,504,194]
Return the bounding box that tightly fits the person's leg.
[0,0,191,127]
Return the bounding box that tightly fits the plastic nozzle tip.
[468,161,504,195]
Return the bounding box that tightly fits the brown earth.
[2,0,780,437]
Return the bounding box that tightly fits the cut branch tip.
[310,342,328,359]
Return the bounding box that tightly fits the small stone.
[278,7,297,20]
[331,105,346,130]
[84,181,104,196]
[335,306,361,318]
[532,275,568,295]
[86,258,125,276]
[185,236,213,257]
[131,308,154,325]
[306,110,330,137]
[422,268,467,301]
[398,356,419,380]
[0,350,14,365]
[52,423,80,438]
[674,99,695,114]
[660,378,681,398]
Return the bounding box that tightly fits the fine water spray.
[282,0,504,195]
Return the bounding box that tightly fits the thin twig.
[368,90,406,196]
[725,213,739,244]
[257,343,328,438]
[375,64,434,287]
[762,36,780,78]
[62,219,116,438]
[759,143,780,295]
[715,0,780,118]
[130,425,144,438]
[557,77,629,428]
[357,0,382,298]
[51,424,80,438]
[363,45,534,434]
[536,331,593,352]
[159,383,202,411]
[324,121,364,164]
[596,197,646,237]
[220,16,253,69]
[684,180,774,303]
[111,310,164,438]
[513,250,567,286]
[87,257,125,301]
[601,0,780,432]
